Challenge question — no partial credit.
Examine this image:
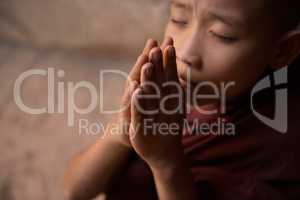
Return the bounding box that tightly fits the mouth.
[176,58,201,85]
[179,76,196,89]
[179,77,187,87]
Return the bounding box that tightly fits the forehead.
[171,0,265,21]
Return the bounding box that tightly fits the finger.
[149,47,165,85]
[142,39,158,55]
[118,81,139,136]
[140,63,155,94]
[130,88,143,139]
[128,54,148,83]
[119,82,139,124]
[128,39,158,83]
[120,81,139,119]
[140,62,159,117]
[162,46,184,114]
[163,45,179,82]
[160,36,174,52]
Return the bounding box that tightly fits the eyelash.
[170,18,188,27]
[170,19,238,44]
[209,31,238,44]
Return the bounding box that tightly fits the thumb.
[129,87,143,141]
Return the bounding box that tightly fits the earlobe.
[271,30,300,70]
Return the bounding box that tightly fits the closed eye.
[170,18,188,26]
[209,31,238,44]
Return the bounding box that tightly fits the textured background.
[0,1,169,199]
[0,0,169,56]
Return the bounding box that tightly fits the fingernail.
[168,46,175,58]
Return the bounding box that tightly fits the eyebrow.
[170,0,245,27]
[208,10,245,27]
[170,0,192,10]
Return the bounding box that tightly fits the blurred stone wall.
[0,1,170,200]
[0,0,169,57]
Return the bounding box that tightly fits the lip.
[179,77,187,87]
[179,77,195,89]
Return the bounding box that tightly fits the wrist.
[105,118,133,150]
[149,149,187,175]
[109,134,133,151]
[150,151,198,200]
[150,155,193,187]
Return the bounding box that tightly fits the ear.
[270,30,300,70]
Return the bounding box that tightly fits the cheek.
[201,41,271,96]
[165,25,273,97]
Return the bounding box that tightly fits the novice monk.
[63,0,300,199]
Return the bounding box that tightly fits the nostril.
[177,54,203,70]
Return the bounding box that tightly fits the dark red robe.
[107,93,300,200]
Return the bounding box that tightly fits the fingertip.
[161,36,174,50]
[147,38,158,47]
[143,39,158,55]
[165,36,174,45]
[142,62,154,74]
[130,54,148,81]
[149,47,162,62]
[141,62,154,85]
[165,45,176,58]
[138,54,149,63]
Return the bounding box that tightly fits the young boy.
[63,0,300,199]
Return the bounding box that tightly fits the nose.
[176,28,203,69]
